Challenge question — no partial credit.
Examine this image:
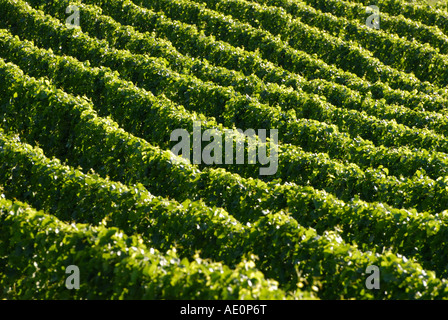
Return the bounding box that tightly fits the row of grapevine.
[48,0,448,106]
[3,0,448,300]
[5,25,448,188]
[5,31,448,217]
[233,0,448,86]
[131,0,442,95]
[6,2,448,188]
[24,0,448,118]
[353,0,448,37]
[1,130,447,299]
[22,0,448,141]
[293,0,448,55]
[0,129,252,271]
[76,0,448,119]
[0,196,302,299]
[2,56,448,279]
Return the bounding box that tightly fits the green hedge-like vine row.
[0,196,303,299]
[1,132,447,299]
[3,5,448,186]
[72,0,448,125]
[4,40,448,217]
[2,0,448,301]
[295,0,448,56]
[13,1,448,149]
[48,0,448,105]
[4,25,448,181]
[132,0,442,95]
[24,0,448,118]
[353,0,448,37]
[2,57,448,279]
[236,0,448,86]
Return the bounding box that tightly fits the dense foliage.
[1,0,448,299]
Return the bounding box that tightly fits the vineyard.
[1,0,448,300]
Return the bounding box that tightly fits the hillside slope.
[1,0,448,299]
